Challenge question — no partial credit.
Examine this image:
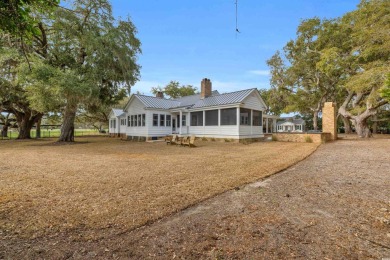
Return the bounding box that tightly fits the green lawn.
[1,129,106,139]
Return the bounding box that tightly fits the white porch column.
[179,110,182,135]
[273,119,277,133]
[266,118,269,133]
[218,109,221,126]
[236,107,240,125]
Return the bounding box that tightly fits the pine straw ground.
[0,137,318,243]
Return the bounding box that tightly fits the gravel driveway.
[2,137,390,259]
[112,137,390,259]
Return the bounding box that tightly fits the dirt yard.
[1,136,389,259]
[0,137,319,258]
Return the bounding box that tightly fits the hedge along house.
[109,78,268,140]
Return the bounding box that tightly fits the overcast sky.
[110,0,360,95]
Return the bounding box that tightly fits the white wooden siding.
[125,97,148,136]
[146,110,172,137]
[242,93,266,111]
[239,125,262,137]
[188,125,240,138]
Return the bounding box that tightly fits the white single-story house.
[276,117,305,133]
[109,78,274,140]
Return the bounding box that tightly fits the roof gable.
[109,108,125,118]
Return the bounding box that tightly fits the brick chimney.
[156,91,164,98]
[201,78,212,99]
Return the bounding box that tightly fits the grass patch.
[0,137,319,240]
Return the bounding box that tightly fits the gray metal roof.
[112,109,125,117]
[135,95,180,109]
[277,118,305,125]
[133,88,257,110]
[191,89,256,108]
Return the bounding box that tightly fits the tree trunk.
[17,117,34,139]
[355,115,372,138]
[341,115,352,134]
[1,125,8,137]
[372,115,378,134]
[313,111,318,131]
[13,110,43,139]
[36,117,42,138]
[58,104,77,142]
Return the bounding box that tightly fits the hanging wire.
[235,0,240,37]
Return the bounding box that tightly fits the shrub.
[224,138,231,142]
[305,135,313,143]
[272,135,278,141]
[202,136,208,141]
[210,138,216,142]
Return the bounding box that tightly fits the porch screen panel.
[166,115,171,126]
[190,111,203,126]
[182,115,186,126]
[253,110,262,126]
[160,114,165,126]
[205,110,218,126]
[142,114,145,126]
[240,108,251,125]
[220,108,236,125]
[153,114,158,126]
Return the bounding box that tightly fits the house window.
[142,114,145,126]
[253,110,262,126]
[137,114,141,127]
[160,114,165,127]
[220,108,236,125]
[111,119,116,128]
[128,116,131,126]
[190,111,203,126]
[182,115,186,126]
[153,114,158,126]
[240,108,251,125]
[166,115,171,127]
[205,110,218,126]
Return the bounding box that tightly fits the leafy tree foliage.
[337,0,390,137]
[151,81,198,99]
[267,0,389,136]
[0,38,44,139]
[381,74,390,102]
[0,0,59,37]
[258,88,285,116]
[22,0,141,142]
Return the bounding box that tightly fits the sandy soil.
[1,136,389,259]
[0,137,319,259]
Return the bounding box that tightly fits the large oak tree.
[23,0,141,142]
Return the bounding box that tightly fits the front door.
[172,119,176,133]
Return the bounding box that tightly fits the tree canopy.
[19,0,141,141]
[0,0,59,37]
[267,0,389,136]
[151,81,198,99]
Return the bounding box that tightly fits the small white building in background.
[276,118,306,133]
[109,78,276,140]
